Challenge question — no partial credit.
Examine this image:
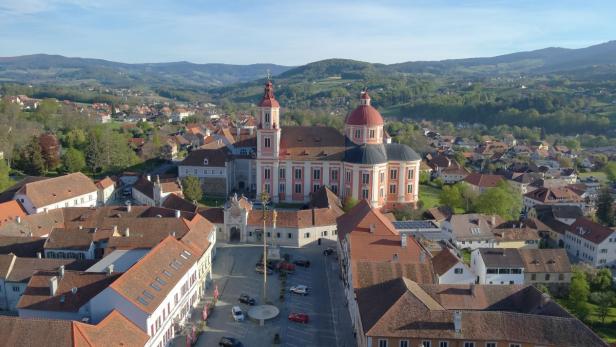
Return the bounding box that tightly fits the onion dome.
[258,80,280,108]
[345,91,384,126]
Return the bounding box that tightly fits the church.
[255,80,421,209]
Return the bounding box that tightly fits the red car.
[288,313,309,324]
[277,261,296,272]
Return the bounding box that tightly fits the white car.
[289,285,309,296]
[231,306,244,321]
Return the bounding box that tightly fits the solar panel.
[392,220,438,229]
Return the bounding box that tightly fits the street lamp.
[260,192,270,304]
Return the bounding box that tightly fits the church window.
[331,185,338,194]
[294,183,302,194]
[331,169,338,181]
[264,168,271,180]
[369,129,375,138]
[345,170,352,182]
[313,184,320,192]
[279,183,286,193]
[264,183,270,193]
[389,184,397,194]
[264,137,271,148]
[279,168,285,179]
[407,184,413,194]
[362,173,370,184]
[362,188,369,199]
[408,169,414,180]
[313,169,321,180]
[390,169,397,180]
[380,171,385,182]
[354,129,361,138]
[265,112,270,123]
[294,168,302,180]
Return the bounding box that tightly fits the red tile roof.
[567,217,616,244]
[463,173,504,188]
[0,200,26,227]
[73,310,150,347]
[15,173,97,208]
[336,200,398,241]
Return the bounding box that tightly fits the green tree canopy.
[474,181,522,220]
[596,188,615,227]
[62,148,86,173]
[342,196,359,212]
[0,159,11,191]
[182,176,203,203]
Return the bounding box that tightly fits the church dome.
[345,91,384,126]
[258,81,280,108]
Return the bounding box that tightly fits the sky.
[0,0,615,66]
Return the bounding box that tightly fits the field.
[556,298,616,343]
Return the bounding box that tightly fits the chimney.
[146,175,151,182]
[171,231,176,237]
[175,209,181,219]
[16,216,21,224]
[113,225,118,234]
[392,253,399,262]
[453,311,462,333]
[124,227,130,237]
[36,252,42,259]
[311,208,316,226]
[78,225,83,230]
[49,276,58,296]
[71,287,78,295]
[106,264,114,276]
[369,224,376,233]
[491,215,496,225]
[401,234,407,248]
[59,265,65,278]
[126,202,132,213]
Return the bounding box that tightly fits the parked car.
[231,306,244,321]
[277,261,296,272]
[255,265,273,275]
[238,294,256,305]
[293,259,311,268]
[219,337,242,347]
[288,312,310,324]
[289,285,309,296]
[323,247,335,256]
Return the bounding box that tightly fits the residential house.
[442,213,503,250]
[564,217,616,267]
[463,173,504,193]
[491,223,541,249]
[519,248,571,287]
[354,277,607,347]
[440,162,470,184]
[178,148,231,196]
[471,248,525,284]
[44,227,98,260]
[13,173,98,214]
[96,176,117,206]
[132,175,183,207]
[523,186,583,212]
[391,220,444,240]
[431,248,475,284]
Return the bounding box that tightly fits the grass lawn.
[556,297,616,343]
[419,184,441,210]
[459,249,472,265]
[199,196,226,208]
[578,171,608,184]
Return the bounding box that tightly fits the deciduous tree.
[182,176,203,203]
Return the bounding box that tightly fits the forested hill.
[2,41,616,89]
[0,54,293,88]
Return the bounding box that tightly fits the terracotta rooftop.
[0,236,46,257]
[336,200,398,241]
[95,176,115,190]
[518,248,571,274]
[279,126,345,161]
[0,208,65,237]
[15,173,98,208]
[180,148,229,167]
[73,310,150,347]
[492,225,541,242]
[198,207,224,224]
[463,173,504,188]
[161,193,198,213]
[109,236,198,314]
[17,270,120,312]
[431,249,462,276]
[567,217,616,244]
[524,187,582,203]
[246,207,339,228]
[345,92,384,126]
[0,254,91,283]
[356,278,606,346]
[44,228,95,251]
[0,200,27,227]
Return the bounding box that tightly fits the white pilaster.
[304,161,311,201]
[352,166,359,200]
[272,161,279,202]
[256,161,262,197]
[285,161,292,201]
[398,162,406,202]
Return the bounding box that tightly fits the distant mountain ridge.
[1,40,616,88]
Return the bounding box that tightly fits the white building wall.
[15,191,97,214]
[438,263,476,284]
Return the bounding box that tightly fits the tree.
[474,181,522,220]
[62,148,86,173]
[569,270,590,315]
[591,268,613,292]
[596,292,614,323]
[182,176,202,202]
[342,196,359,212]
[15,136,45,176]
[605,161,616,182]
[38,133,60,172]
[440,185,463,209]
[596,188,615,227]
[0,159,11,191]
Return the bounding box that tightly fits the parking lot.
[195,242,355,347]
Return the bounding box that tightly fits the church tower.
[256,80,282,200]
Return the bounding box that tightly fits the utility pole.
[261,192,269,304]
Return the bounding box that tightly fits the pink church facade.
[255,81,420,210]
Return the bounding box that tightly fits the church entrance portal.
[230,227,240,242]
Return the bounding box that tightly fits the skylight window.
[137,297,149,305]
[183,250,192,257]
[180,253,188,260]
[143,290,154,299]
[163,270,172,277]
[170,262,179,270]
[150,283,161,291]
[156,277,166,285]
